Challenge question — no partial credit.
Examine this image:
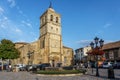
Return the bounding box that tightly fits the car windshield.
[103,62,108,65]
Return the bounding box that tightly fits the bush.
[35,70,85,75]
[45,67,61,71]
[62,66,73,70]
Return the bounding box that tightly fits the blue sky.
[0,0,120,50]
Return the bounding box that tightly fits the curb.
[37,73,83,76]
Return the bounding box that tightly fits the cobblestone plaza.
[0,69,120,80]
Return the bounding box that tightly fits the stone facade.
[13,6,74,66]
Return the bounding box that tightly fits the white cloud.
[103,23,111,28]
[104,40,113,44]
[7,0,16,8]
[27,23,32,27]
[0,3,35,43]
[4,16,8,20]
[14,39,26,42]
[21,20,32,28]
[16,6,27,18]
[14,28,22,33]
[0,16,9,29]
[16,6,23,14]
[94,30,103,36]
[95,23,112,36]
[0,6,4,15]
[30,32,36,36]
[76,40,91,47]
[19,10,23,14]
[0,15,23,38]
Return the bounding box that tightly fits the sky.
[0,0,120,50]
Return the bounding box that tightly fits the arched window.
[56,17,58,23]
[45,16,47,22]
[50,15,53,21]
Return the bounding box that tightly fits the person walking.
[9,64,12,72]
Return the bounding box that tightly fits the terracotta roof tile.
[102,41,120,50]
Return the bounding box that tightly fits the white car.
[14,64,26,71]
[102,62,113,68]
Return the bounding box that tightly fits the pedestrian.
[9,64,12,72]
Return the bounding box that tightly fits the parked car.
[19,64,26,71]
[14,64,26,71]
[117,62,120,68]
[102,62,113,68]
[26,65,33,71]
[113,62,120,69]
[37,63,51,70]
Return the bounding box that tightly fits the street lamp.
[27,51,34,65]
[90,37,104,77]
[27,51,31,65]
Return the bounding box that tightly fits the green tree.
[0,39,20,60]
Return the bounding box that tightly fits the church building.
[14,4,74,67]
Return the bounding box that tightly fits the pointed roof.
[47,2,55,12]
[49,1,52,8]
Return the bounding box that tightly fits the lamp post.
[27,51,34,72]
[90,37,104,77]
[27,51,31,65]
[27,51,34,65]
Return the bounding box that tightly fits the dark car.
[25,65,33,71]
[37,63,51,70]
[113,62,120,69]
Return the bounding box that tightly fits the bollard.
[108,66,115,79]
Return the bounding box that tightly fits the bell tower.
[39,3,62,66]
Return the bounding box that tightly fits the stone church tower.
[14,4,74,67]
[39,5,63,66]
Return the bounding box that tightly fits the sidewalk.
[86,68,120,80]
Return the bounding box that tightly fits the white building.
[75,46,91,62]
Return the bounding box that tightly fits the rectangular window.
[40,40,45,49]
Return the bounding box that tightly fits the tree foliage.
[0,39,20,60]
